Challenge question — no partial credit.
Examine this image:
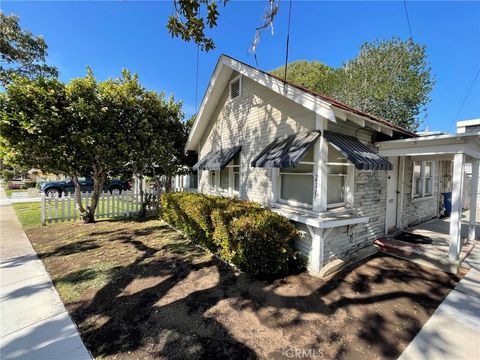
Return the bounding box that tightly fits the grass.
[12,199,150,229]
[4,188,27,197]
[12,202,42,229]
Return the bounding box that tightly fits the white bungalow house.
[184,54,480,276]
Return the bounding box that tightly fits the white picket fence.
[41,190,157,225]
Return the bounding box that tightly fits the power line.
[450,67,480,131]
[283,0,293,89]
[403,0,413,39]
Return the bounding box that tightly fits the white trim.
[411,160,436,199]
[186,55,406,152]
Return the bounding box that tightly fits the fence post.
[41,194,46,226]
[126,191,130,218]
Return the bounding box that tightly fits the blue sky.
[3,1,479,132]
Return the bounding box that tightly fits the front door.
[386,156,399,232]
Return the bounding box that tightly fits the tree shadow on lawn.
[59,224,459,360]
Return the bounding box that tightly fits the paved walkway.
[0,191,91,359]
[399,242,480,360]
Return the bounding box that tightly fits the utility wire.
[450,68,480,132]
[283,0,293,90]
[403,0,413,39]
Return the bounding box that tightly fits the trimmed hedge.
[159,192,301,278]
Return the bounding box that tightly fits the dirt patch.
[26,219,460,360]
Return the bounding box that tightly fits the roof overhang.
[185,55,414,153]
[376,132,480,160]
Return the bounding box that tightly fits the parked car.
[40,177,132,197]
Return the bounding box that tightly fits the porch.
[377,132,480,272]
[375,211,479,273]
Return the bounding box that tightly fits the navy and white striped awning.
[323,131,392,171]
[251,131,321,168]
[192,146,242,171]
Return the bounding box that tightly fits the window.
[189,171,198,189]
[413,161,434,198]
[229,76,241,100]
[279,149,314,208]
[326,145,349,208]
[209,153,241,195]
[209,171,216,189]
[232,154,241,192]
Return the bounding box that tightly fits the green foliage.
[271,38,434,131]
[0,168,15,181]
[1,69,186,223]
[159,192,300,278]
[0,12,58,85]
[21,181,36,189]
[167,0,228,51]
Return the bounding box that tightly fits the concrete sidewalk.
[399,243,480,360]
[0,192,91,359]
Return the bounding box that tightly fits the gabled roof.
[185,55,415,152]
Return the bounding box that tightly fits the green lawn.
[12,202,41,229]
[4,189,27,197]
[12,199,151,229]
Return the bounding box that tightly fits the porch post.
[449,153,465,262]
[313,114,328,212]
[468,158,479,241]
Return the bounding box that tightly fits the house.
[185,55,480,276]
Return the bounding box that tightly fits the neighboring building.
[185,55,480,276]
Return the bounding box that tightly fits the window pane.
[189,172,198,189]
[234,173,240,191]
[425,162,432,177]
[300,148,314,162]
[327,175,345,204]
[220,168,229,190]
[328,145,348,163]
[425,178,432,195]
[233,153,240,166]
[210,172,216,187]
[414,162,422,177]
[280,163,313,174]
[414,177,422,196]
[280,174,313,205]
[327,165,348,175]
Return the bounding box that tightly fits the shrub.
[159,192,300,278]
[22,181,37,189]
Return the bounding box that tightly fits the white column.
[469,158,479,241]
[449,153,465,262]
[313,114,328,212]
[307,226,324,274]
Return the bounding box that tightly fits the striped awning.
[192,146,242,171]
[251,131,321,168]
[323,131,392,171]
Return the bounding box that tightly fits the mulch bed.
[26,219,460,360]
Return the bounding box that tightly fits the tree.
[271,38,434,131]
[1,70,188,222]
[0,12,58,85]
[270,60,339,96]
[167,0,279,52]
[123,91,185,217]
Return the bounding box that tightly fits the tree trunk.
[72,175,88,221]
[154,177,161,212]
[72,171,106,224]
[86,173,106,223]
[165,175,172,193]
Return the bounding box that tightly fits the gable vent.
[230,77,241,100]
